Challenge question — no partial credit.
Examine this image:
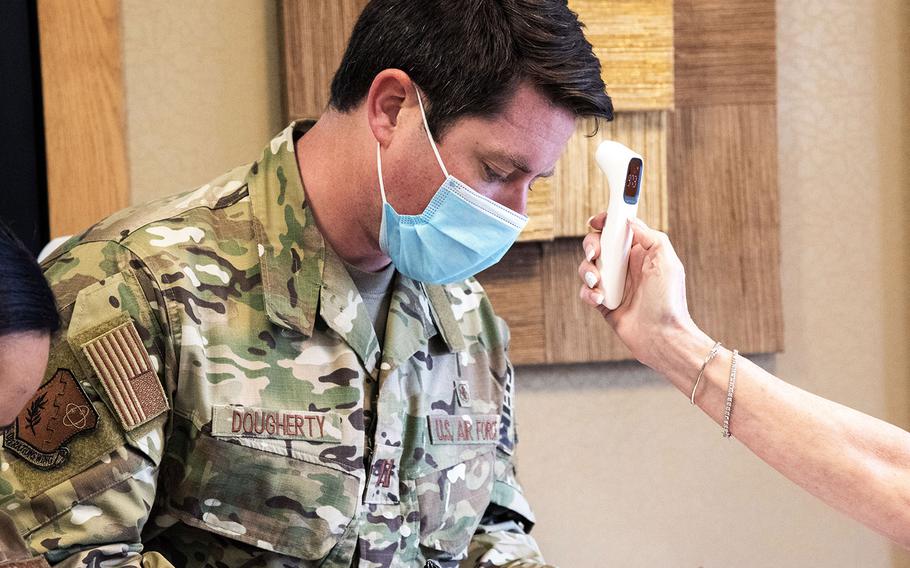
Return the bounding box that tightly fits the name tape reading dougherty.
[211,405,342,442]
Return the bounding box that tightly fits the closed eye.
[482,162,547,193]
[482,163,509,183]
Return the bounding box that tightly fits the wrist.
[650,321,715,393]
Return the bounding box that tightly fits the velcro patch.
[427,414,499,445]
[81,320,168,431]
[211,405,342,443]
[3,369,98,470]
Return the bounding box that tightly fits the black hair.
[329,0,613,138]
[0,223,59,337]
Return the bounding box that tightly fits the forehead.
[443,83,576,169]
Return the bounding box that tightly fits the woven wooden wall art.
[282,0,674,118]
[568,0,675,111]
[280,0,783,364]
[668,0,782,354]
[477,0,782,364]
[674,0,776,106]
[480,240,634,365]
[521,112,668,242]
[282,0,673,241]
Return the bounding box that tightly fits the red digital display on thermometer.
[624,158,642,201]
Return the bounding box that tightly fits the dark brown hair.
[329,0,613,138]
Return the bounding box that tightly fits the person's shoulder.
[47,164,255,267]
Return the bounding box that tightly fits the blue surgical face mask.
[377,89,528,285]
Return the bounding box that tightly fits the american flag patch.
[81,320,168,430]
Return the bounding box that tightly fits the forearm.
[657,327,910,547]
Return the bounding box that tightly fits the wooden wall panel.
[280,1,783,363]
[674,0,776,106]
[521,112,668,242]
[541,239,632,363]
[548,120,592,238]
[38,0,129,237]
[519,181,555,242]
[477,238,633,366]
[580,112,668,235]
[669,0,782,354]
[282,0,369,120]
[494,0,783,363]
[569,0,675,111]
[283,0,674,119]
[667,105,783,352]
[475,244,547,365]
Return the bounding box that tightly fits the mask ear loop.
[414,88,450,178]
[376,142,388,204]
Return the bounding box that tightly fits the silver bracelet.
[690,341,722,405]
[722,349,739,438]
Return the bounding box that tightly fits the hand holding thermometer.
[594,140,644,309]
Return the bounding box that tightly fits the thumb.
[628,218,661,251]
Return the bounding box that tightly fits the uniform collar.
[247,121,324,337]
[247,122,466,360]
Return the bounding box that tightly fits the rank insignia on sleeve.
[81,320,169,431]
[3,368,99,470]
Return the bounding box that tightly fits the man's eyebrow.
[487,150,553,177]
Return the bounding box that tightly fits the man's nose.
[496,183,528,216]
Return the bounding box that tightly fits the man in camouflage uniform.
[0,1,612,566]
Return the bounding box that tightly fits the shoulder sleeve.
[0,239,177,566]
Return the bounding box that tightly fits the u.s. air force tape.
[81,320,169,431]
[427,414,499,445]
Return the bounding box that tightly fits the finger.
[582,233,602,262]
[617,261,635,310]
[628,217,662,251]
[626,243,647,296]
[586,211,607,231]
[600,302,617,325]
[577,259,601,290]
[654,229,685,274]
[578,284,605,307]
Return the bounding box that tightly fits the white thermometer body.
[594,140,643,310]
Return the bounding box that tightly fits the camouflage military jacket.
[0,123,553,568]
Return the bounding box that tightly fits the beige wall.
[121,0,284,203]
[121,0,910,566]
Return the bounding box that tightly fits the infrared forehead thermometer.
[594,140,643,310]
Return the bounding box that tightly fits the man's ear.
[366,69,414,148]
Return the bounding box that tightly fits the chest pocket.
[162,301,368,559]
[162,415,360,560]
[413,346,503,557]
[416,450,496,556]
